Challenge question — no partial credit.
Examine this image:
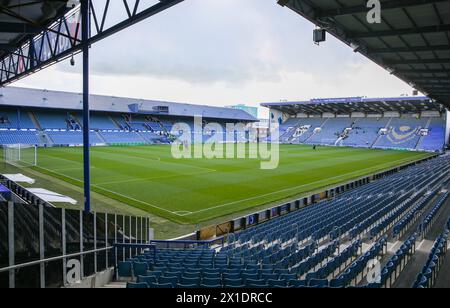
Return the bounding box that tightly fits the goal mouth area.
[3,144,38,168]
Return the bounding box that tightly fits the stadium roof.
[0,86,257,121]
[261,96,446,115]
[0,1,70,58]
[0,0,185,85]
[278,0,450,109]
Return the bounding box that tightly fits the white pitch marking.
[173,211,193,216]
[35,166,186,216]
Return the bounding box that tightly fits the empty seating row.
[373,117,428,150]
[277,116,445,152]
[0,130,40,144]
[369,172,450,240]
[419,191,450,235]
[307,118,354,145]
[393,187,442,238]
[334,237,387,288]
[119,157,450,289]
[377,234,417,288]
[45,130,102,145]
[413,229,449,288]
[304,240,361,281]
[229,158,450,255]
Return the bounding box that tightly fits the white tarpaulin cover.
[2,173,35,184]
[27,188,78,205]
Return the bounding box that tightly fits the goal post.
[3,144,37,167]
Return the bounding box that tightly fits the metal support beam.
[368,45,450,54]
[81,0,91,213]
[348,24,450,38]
[317,0,448,18]
[422,84,450,88]
[0,0,185,86]
[62,208,67,286]
[397,69,450,74]
[39,204,45,288]
[386,58,450,65]
[410,77,450,83]
[8,202,14,288]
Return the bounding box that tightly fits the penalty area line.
[34,166,186,217]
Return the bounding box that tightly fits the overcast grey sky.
[15,0,414,118]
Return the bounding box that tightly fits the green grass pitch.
[28,144,433,224]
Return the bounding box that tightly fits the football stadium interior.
[1,0,450,290]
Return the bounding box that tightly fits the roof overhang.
[277,0,450,109]
[0,86,258,122]
[0,1,71,58]
[261,96,445,115]
[0,0,185,86]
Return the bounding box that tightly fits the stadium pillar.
[81,0,91,213]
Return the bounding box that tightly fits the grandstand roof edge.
[0,86,257,122]
[260,96,431,107]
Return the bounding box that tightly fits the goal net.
[4,144,37,167]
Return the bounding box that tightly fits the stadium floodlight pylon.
[4,144,37,167]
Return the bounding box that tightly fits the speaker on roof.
[313,29,326,45]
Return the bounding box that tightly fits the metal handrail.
[0,246,113,273]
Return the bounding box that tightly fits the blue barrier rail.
[150,237,226,249]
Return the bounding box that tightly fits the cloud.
[56,0,369,85]
[14,0,414,117]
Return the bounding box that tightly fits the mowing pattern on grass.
[32,144,432,223]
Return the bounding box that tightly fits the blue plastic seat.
[202,277,222,286]
[245,279,268,288]
[309,279,329,288]
[280,273,297,281]
[261,273,278,281]
[224,278,244,288]
[223,272,240,280]
[268,279,287,288]
[289,279,307,288]
[156,282,174,288]
[245,264,260,270]
[165,271,182,279]
[200,283,221,288]
[262,264,274,270]
[274,269,290,275]
[159,276,179,288]
[126,282,148,289]
[183,271,201,279]
[224,268,241,275]
[329,277,345,288]
[152,266,167,272]
[417,275,429,288]
[202,272,221,279]
[117,261,133,278]
[180,277,200,286]
[178,283,197,288]
[146,270,162,278]
[137,275,158,285]
[168,266,184,273]
[242,272,258,282]
[133,262,149,277]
